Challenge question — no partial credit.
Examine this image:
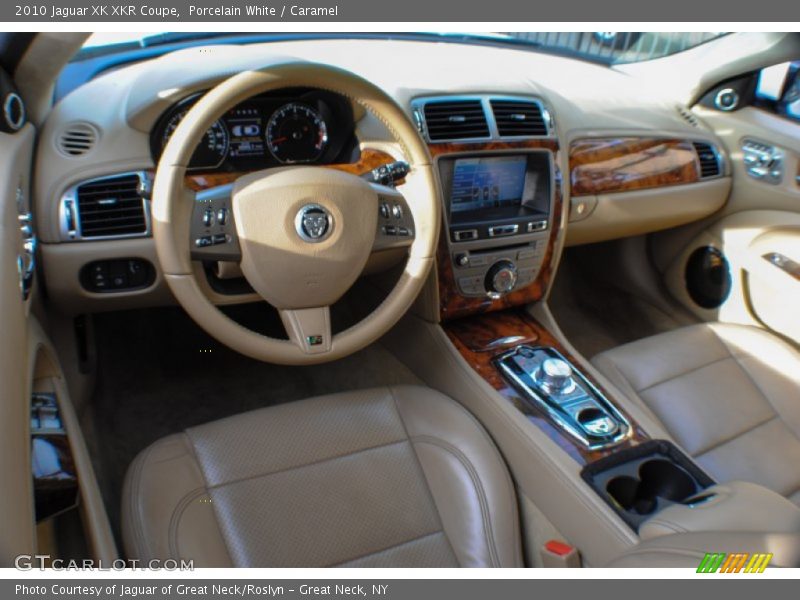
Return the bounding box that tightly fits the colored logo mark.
[697,552,773,573]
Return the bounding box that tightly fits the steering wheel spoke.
[280,307,332,355]
[189,183,242,262]
[371,183,416,252]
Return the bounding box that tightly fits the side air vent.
[60,172,150,240]
[692,142,722,179]
[422,99,490,142]
[57,122,99,157]
[491,99,549,137]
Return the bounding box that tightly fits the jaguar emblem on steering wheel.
[295,204,333,243]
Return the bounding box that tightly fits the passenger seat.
[592,323,800,505]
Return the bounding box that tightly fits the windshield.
[78,32,727,65]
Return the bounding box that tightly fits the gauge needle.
[271,137,287,144]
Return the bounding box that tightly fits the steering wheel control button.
[202,209,215,227]
[216,208,228,225]
[379,202,390,219]
[391,203,404,219]
[195,236,213,247]
[295,203,333,243]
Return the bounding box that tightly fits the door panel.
[747,227,800,342]
[0,123,36,563]
[653,75,800,344]
[661,211,800,343]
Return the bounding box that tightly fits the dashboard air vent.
[75,173,147,238]
[692,142,722,179]
[491,99,549,137]
[423,100,489,141]
[57,122,99,157]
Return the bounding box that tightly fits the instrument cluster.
[150,88,357,172]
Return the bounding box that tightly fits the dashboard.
[33,37,734,316]
[149,88,358,172]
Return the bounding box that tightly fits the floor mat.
[550,249,692,358]
[86,305,421,546]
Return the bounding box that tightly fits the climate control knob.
[485,260,518,297]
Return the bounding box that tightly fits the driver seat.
[122,386,522,567]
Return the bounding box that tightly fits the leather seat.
[592,323,800,505]
[122,385,522,567]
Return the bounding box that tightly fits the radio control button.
[469,255,488,267]
[453,229,478,242]
[458,275,483,295]
[488,224,519,237]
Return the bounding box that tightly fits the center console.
[437,151,554,300]
[396,94,800,565]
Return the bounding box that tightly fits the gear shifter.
[536,358,576,395]
[496,346,631,449]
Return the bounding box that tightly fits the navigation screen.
[450,156,527,214]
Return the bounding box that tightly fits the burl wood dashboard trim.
[429,140,564,321]
[569,137,701,197]
[182,148,397,191]
[444,310,649,465]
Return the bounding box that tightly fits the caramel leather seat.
[122,386,522,567]
[592,323,800,505]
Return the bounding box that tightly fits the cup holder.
[605,459,697,516]
[606,475,657,515]
[581,440,714,530]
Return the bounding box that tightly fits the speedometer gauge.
[161,110,229,169]
[266,103,328,164]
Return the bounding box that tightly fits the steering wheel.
[152,63,439,365]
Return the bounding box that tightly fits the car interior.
[3,31,800,568]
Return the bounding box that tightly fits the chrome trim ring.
[3,92,25,131]
[294,203,333,243]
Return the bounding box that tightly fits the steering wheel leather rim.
[152,62,439,365]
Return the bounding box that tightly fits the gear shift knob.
[539,358,574,393]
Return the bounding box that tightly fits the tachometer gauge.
[266,103,328,164]
[161,110,229,169]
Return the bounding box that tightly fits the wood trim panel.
[430,140,563,321]
[569,138,700,197]
[444,310,649,465]
[181,148,397,191]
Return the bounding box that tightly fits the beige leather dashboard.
[34,38,730,315]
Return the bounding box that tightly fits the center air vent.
[491,99,549,137]
[422,99,490,142]
[57,122,99,157]
[692,142,722,179]
[61,172,150,240]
